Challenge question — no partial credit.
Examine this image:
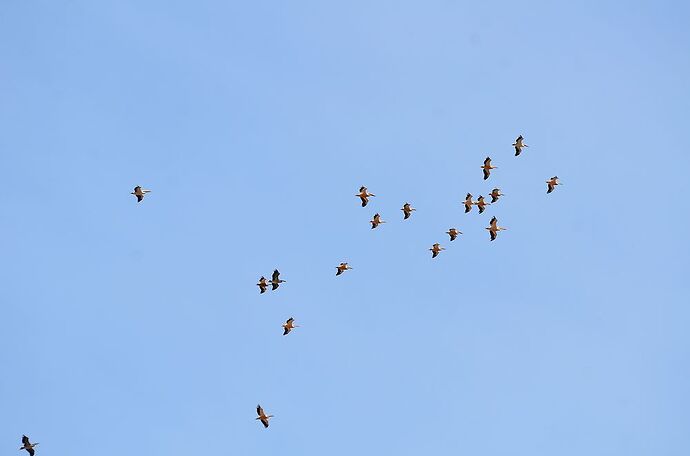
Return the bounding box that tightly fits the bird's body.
[20,435,37,456]
[270,269,286,290]
[401,203,416,220]
[336,262,352,276]
[256,405,274,428]
[257,276,268,294]
[131,185,151,202]
[370,213,385,229]
[546,176,561,194]
[513,135,528,156]
[356,186,375,207]
[446,228,462,241]
[481,157,496,180]
[485,216,507,241]
[464,193,474,213]
[282,317,299,335]
[429,243,445,258]
[490,188,504,203]
[475,195,489,214]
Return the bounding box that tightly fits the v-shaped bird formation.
[18,135,564,447]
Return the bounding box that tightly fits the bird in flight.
[19,436,38,456]
[401,202,416,220]
[481,157,496,180]
[257,276,268,294]
[336,262,352,276]
[429,243,445,258]
[356,186,375,207]
[463,193,475,213]
[489,188,504,203]
[546,176,562,194]
[486,216,507,241]
[370,213,385,229]
[446,228,462,241]
[282,317,299,335]
[474,195,489,214]
[513,135,528,156]
[256,405,274,428]
[131,186,151,202]
[270,269,286,290]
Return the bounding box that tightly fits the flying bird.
[19,436,38,456]
[256,405,274,428]
[463,193,474,213]
[370,213,385,229]
[446,228,462,241]
[513,135,528,156]
[270,269,286,290]
[282,317,299,335]
[481,157,496,180]
[356,186,375,207]
[475,195,489,214]
[131,186,151,202]
[486,216,507,241]
[429,243,445,258]
[336,262,352,276]
[401,203,416,220]
[489,188,504,203]
[257,276,268,294]
[546,176,561,194]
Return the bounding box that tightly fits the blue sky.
[1,1,689,454]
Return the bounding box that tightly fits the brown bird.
[546,176,561,194]
[257,276,268,294]
[489,188,504,203]
[336,262,352,276]
[282,317,299,335]
[513,135,528,156]
[356,186,375,207]
[474,195,489,214]
[485,216,507,241]
[370,213,385,229]
[429,243,445,258]
[256,405,274,428]
[463,193,474,213]
[19,436,38,456]
[131,185,151,202]
[401,203,416,220]
[270,269,286,290]
[446,228,462,241]
[481,157,496,180]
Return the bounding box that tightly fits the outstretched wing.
[514,145,521,156]
[260,417,270,428]
[483,168,490,180]
[484,157,491,166]
[22,436,30,446]
[257,405,264,416]
[283,326,291,335]
[272,270,280,281]
[490,230,497,241]
[360,196,368,207]
[136,194,144,202]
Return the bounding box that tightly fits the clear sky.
[1,1,689,455]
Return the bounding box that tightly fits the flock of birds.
[18,135,562,450]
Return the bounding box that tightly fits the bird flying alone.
[429,243,445,258]
[513,135,528,156]
[490,188,504,203]
[481,157,496,180]
[464,193,474,213]
[370,213,385,229]
[20,436,38,456]
[336,262,352,276]
[282,317,299,335]
[446,228,462,241]
[131,185,151,202]
[474,195,489,214]
[546,176,561,194]
[256,405,274,428]
[356,186,375,207]
[401,202,416,219]
[257,276,268,294]
[486,216,507,241]
[270,269,286,290]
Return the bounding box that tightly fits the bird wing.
[514,145,521,156]
[336,267,342,276]
[484,157,491,166]
[490,230,497,241]
[483,168,490,180]
[360,196,368,207]
[286,317,294,325]
[261,417,270,428]
[136,194,144,202]
[283,326,291,335]
[517,135,523,142]
[360,186,366,193]
[490,216,497,228]
[491,195,498,203]
[403,210,410,219]
[27,449,34,456]
[22,436,30,445]
[257,405,264,416]
[547,183,554,193]
[464,202,471,213]
[479,205,485,214]
[272,270,280,281]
